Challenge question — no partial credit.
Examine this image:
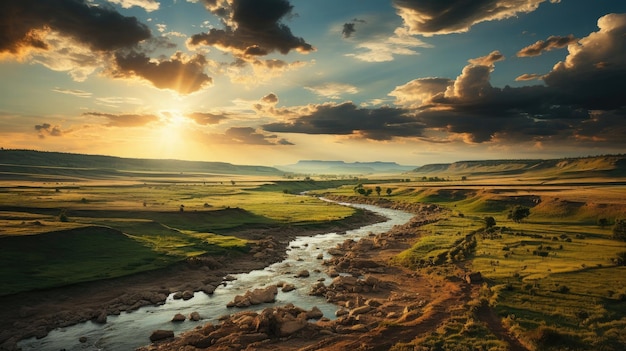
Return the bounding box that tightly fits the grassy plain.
[0,176,359,296]
[317,166,626,350]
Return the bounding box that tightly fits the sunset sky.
[1,0,625,166]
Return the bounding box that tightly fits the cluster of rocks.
[140,304,326,351]
[226,285,278,308]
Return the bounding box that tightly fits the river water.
[18,201,414,351]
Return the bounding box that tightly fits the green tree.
[483,216,496,229]
[386,188,392,196]
[613,219,626,241]
[375,186,382,196]
[508,206,530,223]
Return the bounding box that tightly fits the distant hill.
[411,155,626,178]
[276,160,416,175]
[0,149,283,180]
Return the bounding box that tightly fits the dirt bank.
[0,208,385,351]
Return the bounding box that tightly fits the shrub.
[613,219,626,241]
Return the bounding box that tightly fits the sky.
[1,0,625,166]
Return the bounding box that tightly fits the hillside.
[0,149,283,180]
[276,160,416,175]
[411,155,626,178]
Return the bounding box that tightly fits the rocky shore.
[0,208,385,351]
[136,199,475,351]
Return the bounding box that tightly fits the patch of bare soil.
[0,209,384,351]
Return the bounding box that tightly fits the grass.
[0,178,364,296]
[0,226,168,295]
[327,176,626,350]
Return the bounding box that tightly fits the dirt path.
[477,305,529,351]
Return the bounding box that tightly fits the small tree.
[59,210,69,222]
[179,204,185,212]
[386,188,392,196]
[483,216,497,229]
[508,206,530,223]
[598,218,609,228]
[613,219,626,241]
[375,186,382,197]
[365,188,373,197]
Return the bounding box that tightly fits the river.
[18,201,414,351]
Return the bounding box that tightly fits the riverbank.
[0,208,385,350]
[136,199,478,351]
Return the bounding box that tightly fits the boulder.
[349,305,371,316]
[306,306,324,320]
[94,310,107,324]
[296,270,310,278]
[172,313,186,322]
[281,283,296,292]
[149,330,174,342]
[228,285,278,307]
[189,311,201,321]
[182,290,194,300]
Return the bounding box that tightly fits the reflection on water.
[18,202,413,351]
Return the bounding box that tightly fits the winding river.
[18,201,414,351]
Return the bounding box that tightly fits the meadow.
[317,163,626,350]
[2,151,625,350]
[0,177,360,296]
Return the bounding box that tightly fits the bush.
[59,210,69,222]
[613,219,626,241]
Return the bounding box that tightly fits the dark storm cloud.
[112,52,213,95]
[186,112,228,125]
[392,0,556,36]
[542,13,626,110]
[188,0,313,56]
[263,102,423,141]
[384,14,626,147]
[83,112,159,127]
[0,0,151,55]
[517,34,577,57]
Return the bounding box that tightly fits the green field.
[317,168,626,350]
[0,178,359,296]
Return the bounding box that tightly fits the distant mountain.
[411,155,626,178]
[0,150,283,180]
[276,160,416,175]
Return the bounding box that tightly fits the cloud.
[186,112,228,125]
[389,77,452,107]
[392,0,559,36]
[346,27,431,62]
[187,0,313,56]
[263,101,422,141]
[515,73,541,81]
[384,12,626,148]
[542,13,626,110]
[111,51,213,94]
[342,23,356,38]
[0,0,151,56]
[83,112,159,127]
[517,34,578,57]
[52,87,92,98]
[108,0,160,12]
[225,58,309,85]
[34,123,67,138]
[305,83,359,99]
[261,93,279,104]
[209,127,294,145]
